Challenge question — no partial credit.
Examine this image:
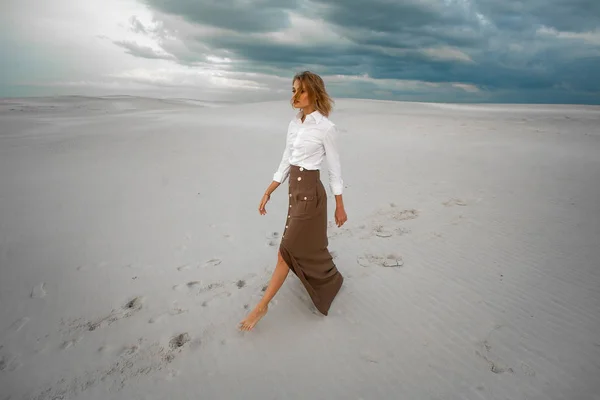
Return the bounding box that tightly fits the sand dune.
[1,96,599,399]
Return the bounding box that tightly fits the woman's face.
[292,79,311,109]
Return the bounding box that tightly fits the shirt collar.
[296,110,324,124]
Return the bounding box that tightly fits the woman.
[239,71,347,331]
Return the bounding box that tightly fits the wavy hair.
[291,71,334,117]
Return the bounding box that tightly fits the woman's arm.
[323,125,347,227]
[258,181,281,215]
[259,124,292,215]
[323,125,343,196]
[272,122,293,186]
[264,181,281,197]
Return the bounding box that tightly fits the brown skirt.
[279,165,344,315]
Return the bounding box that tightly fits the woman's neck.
[301,106,316,122]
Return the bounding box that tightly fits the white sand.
[1,96,599,400]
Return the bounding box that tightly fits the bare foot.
[238,304,268,331]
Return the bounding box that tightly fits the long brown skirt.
[279,165,344,315]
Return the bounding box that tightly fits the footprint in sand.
[31,283,47,298]
[124,296,143,311]
[118,344,139,357]
[476,341,513,374]
[357,254,380,268]
[173,280,228,298]
[443,198,467,207]
[201,291,232,307]
[266,232,281,246]
[169,333,191,350]
[176,264,192,272]
[375,206,419,221]
[357,253,404,268]
[373,225,393,238]
[175,272,259,306]
[392,209,419,220]
[60,337,83,350]
[201,274,260,306]
[199,282,226,293]
[149,303,188,324]
[83,296,145,332]
[173,281,202,292]
[382,257,404,267]
[475,325,515,375]
[0,352,22,372]
[202,258,222,268]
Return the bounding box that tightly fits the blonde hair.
[291,71,334,117]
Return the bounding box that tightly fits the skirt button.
[299,167,304,171]
[304,196,307,200]
[297,177,302,181]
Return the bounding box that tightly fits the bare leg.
[239,250,290,331]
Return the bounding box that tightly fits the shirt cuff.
[330,181,343,195]
[273,171,286,183]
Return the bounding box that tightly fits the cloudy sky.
[2,0,599,103]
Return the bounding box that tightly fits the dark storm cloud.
[142,0,300,32]
[318,0,471,32]
[132,0,600,103]
[204,30,595,92]
[318,0,600,37]
[475,0,600,33]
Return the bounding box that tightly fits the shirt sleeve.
[323,124,344,195]
[272,123,292,183]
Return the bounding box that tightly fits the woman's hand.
[259,193,270,215]
[335,206,347,227]
[259,182,281,215]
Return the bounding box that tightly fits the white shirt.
[273,110,344,195]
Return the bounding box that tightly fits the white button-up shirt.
[273,110,344,195]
